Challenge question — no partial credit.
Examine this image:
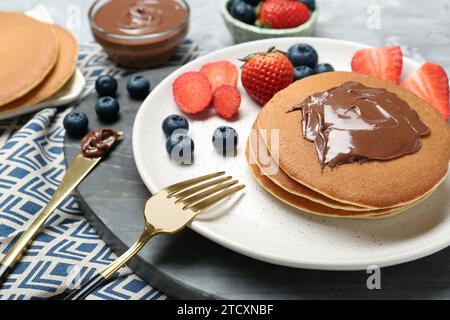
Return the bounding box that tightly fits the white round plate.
[133,37,450,270]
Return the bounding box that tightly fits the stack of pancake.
[0,12,78,113]
[246,71,450,218]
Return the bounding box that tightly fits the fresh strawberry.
[241,48,294,106]
[259,0,310,29]
[351,46,403,84]
[200,60,239,92]
[213,85,241,119]
[401,63,449,120]
[173,72,213,114]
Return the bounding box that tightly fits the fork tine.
[185,184,245,212]
[179,180,239,204]
[165,171,225,195]
[171,176,232,199]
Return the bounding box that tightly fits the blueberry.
[95,96,120,121]
[293,65,315,81]
[230,1,256,25]
[162,114,189,136]
[227,0,240,12]
[95,75,117,97]
[127,75,151,99]
[287,43,318,67]
[212,126,239,156]
[314,63,335,74]
[298,0,315,11]
[242,0,260,6]
[166,132,194,164]
[63,111,89,137]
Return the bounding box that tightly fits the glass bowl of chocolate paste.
[89,0,189,68]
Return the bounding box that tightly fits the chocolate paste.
[288,81,430,167]
[90,0,189,67]
[81,128,122,158]
[94,0,188,36]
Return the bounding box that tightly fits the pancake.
[258,71,450,209]
[248,118,373,211]
[246,143,437,219]
[0,13,58,106]
[0,25,78,111]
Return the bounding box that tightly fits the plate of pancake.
[0,10,84,120]
[133,37,450,270]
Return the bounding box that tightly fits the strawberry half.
[172,72,213,114]
[351,46,403,84]
[401,63,449,120]
[200,61,239,92]
[213,85,241,119]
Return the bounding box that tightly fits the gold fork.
[65,171,244,300]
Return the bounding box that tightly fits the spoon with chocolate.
[0,128,122,283]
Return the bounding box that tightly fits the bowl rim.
[220,0,318,35]
[88,0,190,41]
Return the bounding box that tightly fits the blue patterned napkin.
[0,41,201,300]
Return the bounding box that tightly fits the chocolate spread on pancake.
[288,81,430,167]
[81,128,122,158]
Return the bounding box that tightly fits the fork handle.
[65,224,157,300]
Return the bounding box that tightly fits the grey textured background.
[2,0,450,73]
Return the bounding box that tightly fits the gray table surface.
[3,0,450,74]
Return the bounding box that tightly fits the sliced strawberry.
[173,72,213,114]
[213,85,241,119]
[401,63,449,120]
[200,61,239,92]
[351,46,403,84]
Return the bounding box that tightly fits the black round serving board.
[64,67,450,299]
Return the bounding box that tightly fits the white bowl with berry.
[221,0,318,43]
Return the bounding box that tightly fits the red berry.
[401,63,449,120]
[213,85,241,119]
[259,1,310,29]
[172,72,213,114]
[351,46,403,84]
[241,48,294,106]
[200,60,239,92]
